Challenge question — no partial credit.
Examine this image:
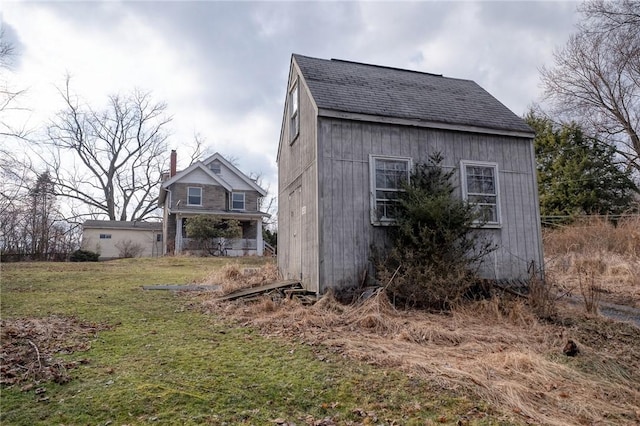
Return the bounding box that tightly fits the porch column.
[256,219,264,256]
[175,215,183,254]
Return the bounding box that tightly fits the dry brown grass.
[199,261,280,295]
[544,216,640,307]
[192,218,640,424]
[201,289,640,426]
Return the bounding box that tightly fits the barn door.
[289,186,302,280]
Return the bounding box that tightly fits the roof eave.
[317,109,534,139]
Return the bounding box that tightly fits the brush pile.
[0,316,111,389]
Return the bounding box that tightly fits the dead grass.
[191,218,640,424]
[201,288,640,426]
[544,216,640,307]
[200,261,280,295]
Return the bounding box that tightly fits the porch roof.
[169,209,270,219]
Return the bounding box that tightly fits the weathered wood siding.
[277,69,320,291]
[316,117,543,293]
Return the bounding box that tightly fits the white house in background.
[158,151,269,256]
[82,220,163,260]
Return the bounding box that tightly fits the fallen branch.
[27,340,42,370]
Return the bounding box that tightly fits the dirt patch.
[201,291,640,426]
[1,316,111,389]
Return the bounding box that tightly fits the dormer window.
[231,192,245,210]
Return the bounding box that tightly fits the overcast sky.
[2,1,580,202]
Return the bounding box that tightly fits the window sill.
[472,222,502,229]
[371,220,397,227]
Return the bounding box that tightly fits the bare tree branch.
[540,0,640,184]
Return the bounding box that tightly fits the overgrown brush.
[543,215,640,308]
[543,215,640,257]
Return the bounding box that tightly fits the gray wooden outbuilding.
[277,54,543,294]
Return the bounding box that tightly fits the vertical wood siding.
[277,70,320,291]
[315,118,542,293]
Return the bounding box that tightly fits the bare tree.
[540,0,640,180]
[39,77,172,221]
[0,25,28,139]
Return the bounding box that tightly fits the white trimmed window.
[461,161,500,226]
[231,192,245,210]
[370,155,411,224]
[187,187,202,206]
[289,81,299,142]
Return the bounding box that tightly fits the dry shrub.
[578,270,602,315]
[528,275,557,320]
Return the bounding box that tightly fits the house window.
[461,161,500,226]
[210,161,221,174]
[289,81,299,142]
[187,187,202,206]
[99,234,111,239]
[231,192,245,210]
[370,155,411,224]
[156,233,162,242]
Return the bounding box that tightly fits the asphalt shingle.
[293,54,533,135]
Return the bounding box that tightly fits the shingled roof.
[293,54,533,135]
[83,220,161,230]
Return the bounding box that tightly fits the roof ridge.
[329,57,443,78]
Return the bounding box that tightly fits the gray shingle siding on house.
[293,54,534,135]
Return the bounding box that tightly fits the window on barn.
[231,192,245,210]
[289,81,299,143]
[461,161,501,226]
[187,187,202,206]
[370,155,411,225]
[99,234,112,239]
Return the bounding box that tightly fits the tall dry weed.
[543,215,640,308]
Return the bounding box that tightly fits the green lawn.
[1,258,503,425]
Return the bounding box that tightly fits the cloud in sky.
[2,1,579,207]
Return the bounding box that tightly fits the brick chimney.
[170,150,177,177]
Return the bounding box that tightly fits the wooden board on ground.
[217,280,303,301]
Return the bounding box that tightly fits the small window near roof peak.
[210,161,221,174]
